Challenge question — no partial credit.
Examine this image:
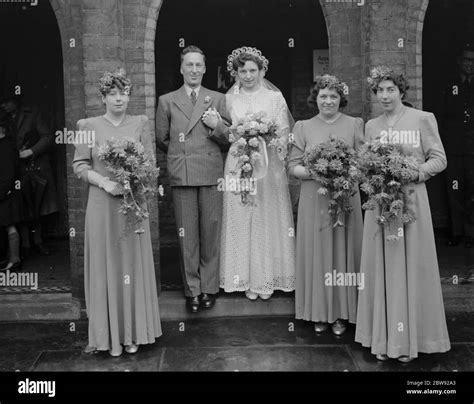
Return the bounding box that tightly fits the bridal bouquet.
[97,137,160,233]
[229,111,279,205]
[303,137,361,227]
[356,141,418,240]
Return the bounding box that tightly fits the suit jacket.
[155,86,231,186]
[12,105,58,216]
[14,106,52,155]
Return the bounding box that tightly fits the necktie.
[190,90,197,106]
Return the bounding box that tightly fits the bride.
[219,46,296,300]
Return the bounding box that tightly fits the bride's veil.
[225,74,295,131]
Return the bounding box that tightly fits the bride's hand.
[202,108,220,129]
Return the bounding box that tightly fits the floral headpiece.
[315,74,348,94]
[367,65,400,91]
[99,68,132,96]
[226,46,269,77]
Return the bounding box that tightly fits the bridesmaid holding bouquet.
[73,69,162,357]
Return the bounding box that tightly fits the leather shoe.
[314,322,329,333]
[34,243,50,256]
[125,343,139,354]
[200,293,215,309]
[331,319,347,335]
[376,353,389,361]
[186,296,200,313]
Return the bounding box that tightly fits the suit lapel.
[186,87,209,135]
[172,86,193,120]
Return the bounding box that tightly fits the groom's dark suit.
[156,86,230,297]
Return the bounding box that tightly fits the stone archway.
[147,0,330,289]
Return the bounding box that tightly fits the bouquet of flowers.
[356,141,419,240]
[303,137,361,227]
[97,137,160,233]
[229,111,281,205]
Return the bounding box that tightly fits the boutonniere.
[204,96,212,104]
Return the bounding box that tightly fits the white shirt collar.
[184,84,201,97]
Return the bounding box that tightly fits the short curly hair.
[232,52,265,72]
[98,68,132,96]
[367,65,409,99]
[307,74,348,110]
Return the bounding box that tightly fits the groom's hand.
[202,108,220,130]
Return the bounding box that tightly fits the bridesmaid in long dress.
[355,66,450,362]
[73,69,162,357]
[288,75,364,335]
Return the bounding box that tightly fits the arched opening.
[0,0,70,292]
[423,0,474,275]
[153,0,328,289]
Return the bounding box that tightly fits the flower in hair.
[226,46,269,77]
[367,65,396,90]
[99,68,132,95]
[316,74,348,94]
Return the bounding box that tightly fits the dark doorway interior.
[423,0,474,277]
[423,0,474,229]
[0,0,70,292]
[154,0,328,288]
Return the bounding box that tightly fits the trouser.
[445,153,474,237]
[171,186,222,297]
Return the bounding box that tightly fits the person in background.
[1,96,58,258]
[0,110,23,271]
[438,42,474,248]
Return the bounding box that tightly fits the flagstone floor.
[1,313,473,372]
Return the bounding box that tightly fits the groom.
[156,45,230,313]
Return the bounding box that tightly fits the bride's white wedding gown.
[219,86,296,294]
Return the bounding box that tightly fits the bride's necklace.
[318,112,342,125]
[384,105,406,129]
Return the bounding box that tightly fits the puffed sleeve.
[353,117,365,151]
[417,112,447,183]
[139,116,155,159]
[287,120,306,175]
[72,119,92,183]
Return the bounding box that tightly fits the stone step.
[0,292,81,322]
[0,284,471,322]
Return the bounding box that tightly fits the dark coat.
[13,106,58,218]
